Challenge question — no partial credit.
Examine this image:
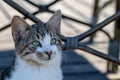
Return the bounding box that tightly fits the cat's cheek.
[25,54,43,64]
[23,53,35,61]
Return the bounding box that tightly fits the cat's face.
[11,10,62,65]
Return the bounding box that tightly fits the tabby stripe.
[36,28,44,37]
[36,34,40,39]
[23,52,32,56]
[20,43,31,53]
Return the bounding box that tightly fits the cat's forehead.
[30,23,51,36]
[29,23,46,36]
[26,23,59,42]
[31,23,47,32]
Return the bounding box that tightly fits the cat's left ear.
[47,10,62,34]
[11,16,29,43]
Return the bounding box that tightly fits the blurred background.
[0,0,120,80]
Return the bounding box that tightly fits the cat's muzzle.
[37,51,53,60]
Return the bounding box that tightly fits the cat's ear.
[11,16,29,42]
[47,10,61,34]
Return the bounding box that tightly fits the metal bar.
[26,0,39,7]
[99,0,113,11]
[47,0,61,7]
[27,0,91,26]
[0,9,41,32]
[26,1,49,12]
[1,0,113,41]
[91,0,99,25]
[0,0,114,41]
[75,9,120,41]
[107,40,119,72]
[4,0,44,24]
[89,0,100,42]
[26,0,112,41]
[48,10,91,26]
[2,1,67,41]
[1,3,111,41]
[101,29,112,40]
[107,0,120,72]
[3,0,91,30]
[78,43,120,65]
[26,0,90,27]
[47,2,111,41]
[0,24,10,32]
[62,38,120,65]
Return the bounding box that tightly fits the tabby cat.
[2,10,63,80]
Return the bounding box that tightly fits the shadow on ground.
[0,50,109,80]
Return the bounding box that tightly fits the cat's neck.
[8,53,62,80]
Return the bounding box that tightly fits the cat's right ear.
[47,10,61,34]
[11,16,29,42]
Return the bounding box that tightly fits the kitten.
[2,10,63,80]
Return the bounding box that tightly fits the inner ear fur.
[11,16,29,42]
[47,10,62,34]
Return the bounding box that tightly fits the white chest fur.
[7,56,63,80]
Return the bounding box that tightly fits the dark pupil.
[51,38,56,45]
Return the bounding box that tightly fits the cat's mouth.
[37,55,52,61]
[36,51,53,60]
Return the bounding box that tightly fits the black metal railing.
[1,0,120,72]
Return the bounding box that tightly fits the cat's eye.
[51,38,56,45]
[32,41,42,47]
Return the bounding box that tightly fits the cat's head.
[11,10,62,65]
